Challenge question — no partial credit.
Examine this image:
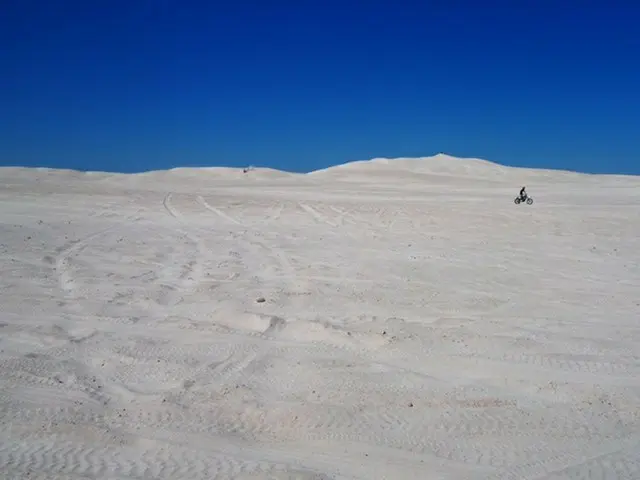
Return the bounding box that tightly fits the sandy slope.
[1,154,639,480]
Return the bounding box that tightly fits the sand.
[1,153,639,479]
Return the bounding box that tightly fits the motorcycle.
[514,194,534,205]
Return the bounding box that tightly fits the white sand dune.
[1,154,639,480]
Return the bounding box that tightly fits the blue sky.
[2,1,639,175]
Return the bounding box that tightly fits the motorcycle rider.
[519,186,526,199]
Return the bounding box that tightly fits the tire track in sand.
[485,433,640,480]
[0,436,333,480]
[43,206,145,319]
[162,192,178,218]
[171,193,601,474]
[167,192,639,478]
[190,194,328,442]
[191,196,452,461]
[196,195,242,225]
[298,202,339,228]
[196,194,313,312]
[160,193,274,436]
[49,221,131,298]
[156,193,206,306]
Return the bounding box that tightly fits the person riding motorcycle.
[519,186,526,199]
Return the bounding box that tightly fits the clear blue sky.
[2,1,639,175]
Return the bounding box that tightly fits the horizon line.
[1,152,638,178]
